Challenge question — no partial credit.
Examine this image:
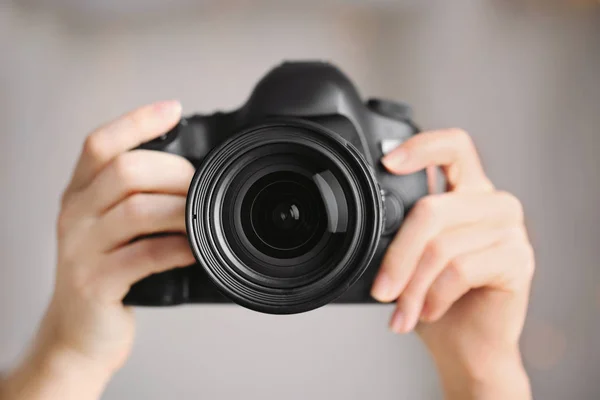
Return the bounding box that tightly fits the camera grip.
[123,268,190,306]
[121,113,234,306]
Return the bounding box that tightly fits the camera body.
[123,61,428,314]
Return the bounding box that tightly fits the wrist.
[3,338,114,400]
[432,345,531,400]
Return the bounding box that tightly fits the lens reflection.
[271,202,301,231]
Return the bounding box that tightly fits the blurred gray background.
[1,0,599,399]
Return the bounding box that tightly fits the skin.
[0,101,534,400]
[373,129,534,399]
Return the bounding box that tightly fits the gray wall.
[1,1,599,399]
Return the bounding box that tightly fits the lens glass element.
[224,148,353,282]
[242,171,326,259]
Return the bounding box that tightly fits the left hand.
[371,128,535,397]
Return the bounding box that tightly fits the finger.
[371,191,523,303]
[92,193,187,252]
[66,150,194,218]
[65,100,182,194]
[419,233,534,324]
[381,128,493,192]
[99,235,195,302]
[389,225,520,333]
[426,166,438,194]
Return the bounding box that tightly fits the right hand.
[38,100,195,376]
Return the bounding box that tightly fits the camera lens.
[186,120,382,314]
[242,172,326,259]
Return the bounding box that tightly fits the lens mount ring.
[186,118,382,314]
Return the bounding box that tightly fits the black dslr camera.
[123,61,428,314]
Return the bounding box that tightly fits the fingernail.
[382,148,408,171]
[390,309,405,334]
[154,100,182,116]
[371,272,394,302]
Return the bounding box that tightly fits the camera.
[123,61,428,314]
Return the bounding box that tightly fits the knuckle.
[413,196,441,224]
[523,263,535,283]
[82,133,107,161]
[122,194,151,223]
[521,243,536,279]
[510,225,529,243]
[113,153,141,188]
[424,238,449,264]
[498,191,524,221]
[181,160,196,183]
[503,239,535,290]
[449,128,473,147]
[446,258,468,285]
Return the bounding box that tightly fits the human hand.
[371,129,534,399]
[2,101,195,400]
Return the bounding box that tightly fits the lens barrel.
[186,119,382,314]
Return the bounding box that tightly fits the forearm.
[1,341,112,400]
[433,346,531,400]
